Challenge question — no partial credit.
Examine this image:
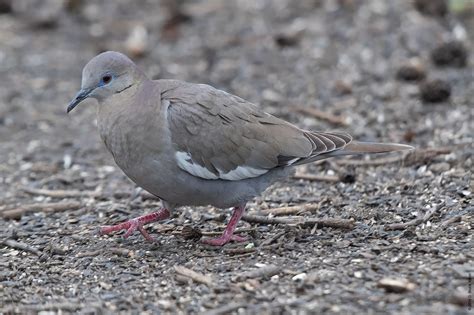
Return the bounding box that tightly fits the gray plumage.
[67,51,413,244]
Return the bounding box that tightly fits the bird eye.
[102,75,112,84]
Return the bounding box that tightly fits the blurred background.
[0,1,473,314]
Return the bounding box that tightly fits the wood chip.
[259,204,320,216]
[1,201,82,219]
[174,265,214,287]
[384,202,445,230]
[242,214,354,229]
[377,277,416,293]
[235,265,281,281]
[21,187,101,198]
[1,239,42,256]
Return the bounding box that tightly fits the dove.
[67,51,413,246]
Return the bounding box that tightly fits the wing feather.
[162,81,352,180]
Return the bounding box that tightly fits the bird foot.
[99,208,170,242]
[201,234,247,246]
[100,218,155,241]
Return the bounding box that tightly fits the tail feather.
[341,141,414,155]
[292,140,413,165]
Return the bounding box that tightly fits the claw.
[200,204,247,246]
[99,208,170,241]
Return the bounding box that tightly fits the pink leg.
[201,205,247,246]
[99,208,170,241]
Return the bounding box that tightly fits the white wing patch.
[218,165,268,180]
[175,151,219,179]
[175,151,269,181]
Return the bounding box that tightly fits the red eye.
[102,75,112,84]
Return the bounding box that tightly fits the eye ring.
[102,75,112,84]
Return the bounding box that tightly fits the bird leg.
[99,208,170,241]
[201,205,247,246]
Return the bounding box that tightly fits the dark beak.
[67,88,93,113]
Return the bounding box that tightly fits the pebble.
[419,79,451,103]
[125,25,148,58]
[414,0,447,16]
[431,41,468,68]
[396,58,426,82]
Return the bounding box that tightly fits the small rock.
[396,58,426,81]
[414,0,447,17]
[403,130,416,142]
[339,172,356,183]
[180,225,202,240]
[449,290,469,307]
[419,79,451,103]
[125,25,148,58]
[333,79,352,95]
[429,162,450,173]
[377,277,416,293]
[274,34,300,47]
[262,89,282,103]
[0,0,12,14]
[292,273,307,281]
[274,20,306,48]
[431,41,468,68]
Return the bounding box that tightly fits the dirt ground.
[0,1,473,314]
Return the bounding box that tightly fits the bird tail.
[291,140,414,165]
[338,141,414,156]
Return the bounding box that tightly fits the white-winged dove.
[67,51,413,246]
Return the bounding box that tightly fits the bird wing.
[163,81,351,181]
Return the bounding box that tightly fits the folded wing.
[164,82,351,181]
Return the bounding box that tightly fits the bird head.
[67,51,146,113]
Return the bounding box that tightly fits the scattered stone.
[125,25,149,58]
[340,172,356,184]
[414,0,447,17]
[448,290,469,307]
[0,0,12,14]
[396,58,426,81]
[181,225,202,240]
[274,34,300,47]
[333,80,353,95]
[431,41,468,68]
[274,20,306,48]
[419,79,451,103]
[378,278,416,293]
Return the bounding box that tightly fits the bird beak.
[67,88,93,113]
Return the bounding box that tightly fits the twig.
[260,231,286,246]
[1,239,42,256]
[299,218,355,229]
[224,247,257,255]
[336,147,454,167]
[207,303,246,315]
[109,247,132,257]
[200,227,256,236]
[242,214,354,229]
[291,106,349,126]
[293,173,340,183]
[440,214,463,228]
[259,204,320,216]
[21,187,101,198]
[384,202,446,231]
[1,201,82,219]
[76,250,102,258]
[234,265,281,281]
[174,265,214,286]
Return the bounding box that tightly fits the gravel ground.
[0,1,473,314]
